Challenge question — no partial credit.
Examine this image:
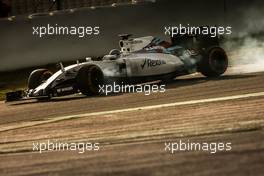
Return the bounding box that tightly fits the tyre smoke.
[225,37,264,74]
[223,1,264,74]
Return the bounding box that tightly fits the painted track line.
[1,91,264,132]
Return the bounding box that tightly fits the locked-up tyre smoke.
[198,46,228,77]
[28,69,53,89]
[76,65,104,95]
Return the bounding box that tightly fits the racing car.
[6,33,228,101]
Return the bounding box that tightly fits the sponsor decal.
[141,59,166,69]
[57,86,74,93]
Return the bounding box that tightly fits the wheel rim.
[209,49,228,74]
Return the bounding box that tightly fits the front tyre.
[198,47,228,77]
[76,65,104,96]
[28,69,53,89]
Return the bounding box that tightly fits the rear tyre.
[28,69,52,89]
[76,65,104,96]
[198,46,228,77]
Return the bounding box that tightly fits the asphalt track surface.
[0,70,264,175]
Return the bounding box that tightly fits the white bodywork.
[124,53,184,77]
[29,35,199,97]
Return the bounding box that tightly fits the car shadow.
[7,73,258,106]
[7,92,123,106]
[163,74,257,90]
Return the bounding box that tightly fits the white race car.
[6,34,228,101]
